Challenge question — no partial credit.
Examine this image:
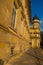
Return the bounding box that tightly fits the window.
[11,5,16,28]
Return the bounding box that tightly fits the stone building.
[30,15,40,48]
[0,0,31,61]
[0,0,40,65]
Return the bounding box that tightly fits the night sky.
[31,0,43,31]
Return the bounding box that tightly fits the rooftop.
[33,15,39,20]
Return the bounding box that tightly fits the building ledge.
[0,24,29,43]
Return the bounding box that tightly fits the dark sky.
[31,0,43,31]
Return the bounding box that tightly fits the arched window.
[11,5,16,28]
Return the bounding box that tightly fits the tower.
[32,15,40,29]
[32,15,40,48]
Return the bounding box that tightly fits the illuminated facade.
[0,0,31,60]
[0,0,40,64]
[30,15,40,48]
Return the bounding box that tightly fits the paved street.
[6,48,43,65]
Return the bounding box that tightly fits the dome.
[33,15,39,20]
[32,15,40,24]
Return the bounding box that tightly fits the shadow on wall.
[40,31,43,49]
[40,42,43,49]
[0,59,4,65]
